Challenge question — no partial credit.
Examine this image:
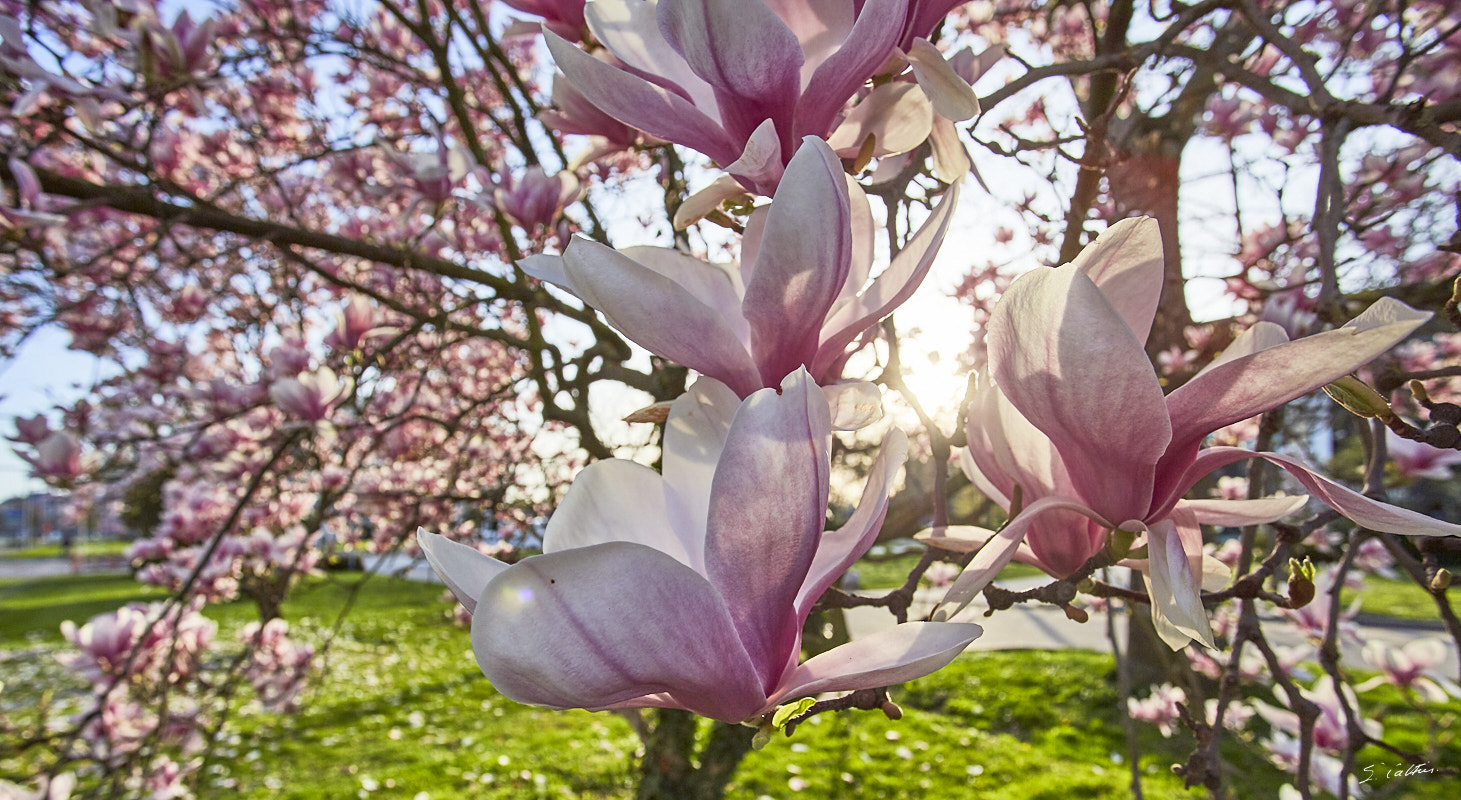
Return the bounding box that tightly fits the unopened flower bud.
[1108,528,1138,560]
[1322,375,1393,420]
[880,700,903,720]
[1287,557,1316,608]
[1431,568,1453,591]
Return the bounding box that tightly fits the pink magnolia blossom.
[20,432,90,482]
[324,296,392,352]
[521,137,956,398]
[420,369,980,723]
[9,414,49,445]
[269,367,352,422]
[1256,676,1380,753]
[929,218,1460,649]
[499,0,588,40]
[544,0,964,194]
[1127,683,1186,737]
[492,167,582,232]
[1385,428,1461,480]
[1355,638,1461,702]
[0,772,74,800]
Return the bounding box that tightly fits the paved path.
[0,555,127,580]
[364,552,1460,674]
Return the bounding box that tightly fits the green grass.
[0,539,131,560]
[854,552,1045,590]
[1344,576,1458,623]
[4,572,1458,799]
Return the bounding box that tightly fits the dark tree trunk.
[635,710,756,800]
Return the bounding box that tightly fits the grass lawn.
[1343,576,1458,624]
[3,571,1458,799]
[0,540,131,561]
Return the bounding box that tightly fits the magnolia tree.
[2,0,1459,798]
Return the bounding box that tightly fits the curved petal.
[928,114,971,183]
[822,379,884,430]
[1162,298,1431,486]
[796,427,907,616]
[1143,511,1216,650]
[619,245,749,346]
[987,263,1171,524]
[674,174,753,229]
[932,495,1110,618]
[585,0,719,117]
[418,529,510,614]
[768,621,982,705]
[725,118,785,196]
[903,38,979,121]
[742,137,851,385]
[1195,321,1290,377]
[1159,447,1461,538]
[559,237,762,396]
[658,0,803,146]
[795,0,908,140]
[472,542,766,723]
[542,459,693,567]
[545,30,739,164]
[764,0,855,80]
[825,81,933,158]
[827,176,876,319]
[705,369,830,690]
[662,377,742,573]
[1071,217,1164,345]
[1177,495,1309,527]
[814,180,959,378]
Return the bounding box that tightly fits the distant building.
[0,492,76,546]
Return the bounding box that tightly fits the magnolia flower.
[384,140,473,204]
[270,367,352,422]
[420,369,981,723]
[499,0,588,40]
[1355,638,1461,702]
[521,136,956,401]
[0,773,74,800]
[9,414,49,445]
[21,432,91,482]
[1127,683,1186,737]
[927,218,1461,649]
[545,0,965,194]
[1255,676,1380,753]
[324,296,392,352]
[1386,428,1461,481]
[493,167,582,232]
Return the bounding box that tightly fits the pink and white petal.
[542,459,693,565]
[1177,495,1309,527]
[673,174,752,229]
[545,30,739,164]
[418,529,510,614]
[738,204,769,281]
[903,38,979,121]
[795,0,908,140]
[662,377,742,572]
[584,0,718,116]
[1070,217,1164,345]
[619,245,749,345]
[767,621,982,705]
[705,369,831,689]
[560,237,763,396]
[763,0,856,80]
[472,542,766,723]
[814,180,958,377]
[825,82,933,158]
[725,119,786,196]
[928,114,971,183]
[827,177,877,319]
[957,447,1011,508]
[796,428,908,616]
[822,380,884,430]
[1164,298,1430,475]
[916,525,1045,572]
[1194,321,1289,378]
[658,0,803,144]
[742,137,851,384]
[932,496,1109,617]
[1174,448,1461,538]
[1143,516,1217,650]
[987,265,1171,523]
